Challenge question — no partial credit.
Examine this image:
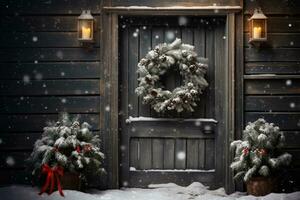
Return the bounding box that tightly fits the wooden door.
[119,16,226,188]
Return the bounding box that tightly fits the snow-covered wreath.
[135,38,208,113]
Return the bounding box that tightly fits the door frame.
[101,5,243,193]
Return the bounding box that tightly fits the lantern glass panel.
[78,19,93,40]
[252,19,266,39]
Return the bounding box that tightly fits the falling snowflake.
[0,138,2,144]
[288,23,292,27]
[177,151,186,160]
[122,24,126,29]
[195,121,202,127]
[155,35,160,39]
[56,50,63,59]
[35,73,43,80]
[120,145,126,151]
[61,72,65,76]
[61,98,67,104]
[6,156,15,166]
[105,105,110,112]
[123,181,129,187]
[204,125,212,131]
[142,26,147,30]
[286,79,292,86]
[133,32,138,37]
[290,102,296,108]
[32,36,38,42]
[178,16,188,26]
[23,75,30,84]
[166,31,175,41]
[34,60,38,64]
[290,41,294,46]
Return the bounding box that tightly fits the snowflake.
[177,151,186,160]
[133,32,138,37]
[0,138,2,144]
[286,79,292,86]
[32,36,38,42]
[35,73,43,80]
[6,156,15,166]
[34,60,38,64]
[194,121,201,126]
[105,105,110,112]
[155,35,160,39]
[178,16,188,26]
[290,102,295,108]
[61,72,65,76]
[142,26,147,30]
[61,98,67,104]
[204,125,212,131]
[56,50,63,59]
[288,23,292,27]
[23,75,30,84]
[123,181,128,187]
[166,31,175,41]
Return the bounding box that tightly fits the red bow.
[39,164,64,197]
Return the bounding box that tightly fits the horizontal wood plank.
[245,112,300,131]
[283,131,300,149]
[0,152,30,169]
[129,170,215,188]
[245,96,300,112]
[0,169,31,185]
[0,131,101,151]
[0,80,100,96]
[0,96,100,114]
[244,17,300,33]
[112,0,240,7]
[0,0,101,15]
[0,32,100,48]
[0,16,79,32]
[0,48,100,62]
[0,114,100,132]
[244,0,300,15]
[0,62,100,80]
[244,33,300,48]
[245,49,300,62]
[245,79,300,95]
[245,62,300,75]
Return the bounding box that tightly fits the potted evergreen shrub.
[28,113,105,196]
[230,118,292,196]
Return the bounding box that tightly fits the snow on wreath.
[135,38,208,113]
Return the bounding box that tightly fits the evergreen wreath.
[135,38,208,113]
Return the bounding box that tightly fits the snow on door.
[119,16,226,188]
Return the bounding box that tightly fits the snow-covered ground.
[0,182,299,200]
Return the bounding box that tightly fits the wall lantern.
[248,8,267,45]
[78,10,94,42]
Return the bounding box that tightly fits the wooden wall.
[0,0,299,192]
[244,0,300,191]
[0,0,105,187]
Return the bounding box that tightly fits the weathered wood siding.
[0,0,105,187]
[244,0,300,190]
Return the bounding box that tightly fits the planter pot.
[246,177,276,196]
[60,172,82,191]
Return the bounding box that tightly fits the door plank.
[139,138,152,169]
[152,139,164,169]
[205,139,215,169]
[187,139,199,169]
[175,138,186,169]
[163,139,175,169]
